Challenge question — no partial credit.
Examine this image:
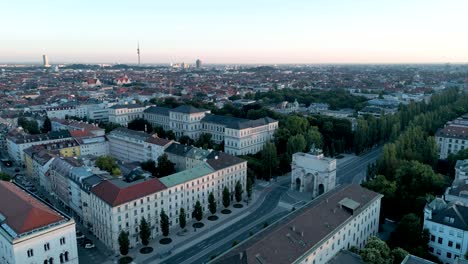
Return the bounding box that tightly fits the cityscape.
[1,1,468,264]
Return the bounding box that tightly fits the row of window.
[26,238,67,258]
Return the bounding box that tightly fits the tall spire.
[137,42,141,65]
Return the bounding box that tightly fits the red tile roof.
[146,136,172,146]
[0,181,65,235]
[91,178,167,207]
[69,130,93,138]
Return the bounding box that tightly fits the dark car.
[14,168,20,172]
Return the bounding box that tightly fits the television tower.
[137,42,141,65]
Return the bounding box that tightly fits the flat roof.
[159,163,214,187]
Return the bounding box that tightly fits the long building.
[436,115,468,159]
[212,184,382,264]
[0,181,78,264]
[143,105,278,155]
[89,151,247,253]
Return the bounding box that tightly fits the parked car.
[84,243,95,249]
[76,231,84,239]
[14,168,20,172]
[80,238,92,247]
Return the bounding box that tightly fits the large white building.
[290,148,336,197]
[445,160,468,206]
[424,198,468,263]
[213,184,382,264]
[89,152,247,253]
[107,128,172,163]
[0,181,78,264]
[143,105,279,155]
[108,104,147,126]
[436,115,468,159]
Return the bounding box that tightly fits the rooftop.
[109,103,145,109]
[0,181,66,237]
[159,163,214,188]
[108,127,152,141]
[143,106,170,116]
[206,151,246,170]
[436,125,468,140]
[91,177,166,207]
[171,105,208,114]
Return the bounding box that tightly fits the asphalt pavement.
[336,146,383,184]
[142,180,290,264]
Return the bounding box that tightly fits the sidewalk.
[113,183,274,264]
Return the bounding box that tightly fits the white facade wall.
[169,111,207,139]
[437,136,468,160]
[143,112,170,131]
[224,122,278,156]
[108,134,147,163]
[46,107,77,119]
[424,219,468,263]
[7,137,72,165]
[79,137,109,157]
[108,107,146,126]
[295,198,381,264]
[0,220,78,264]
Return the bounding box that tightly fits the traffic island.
[208,215,219,221]
[119,256,133,264]
[139,247,153,254]
[193,222,205,228]
[159,238,172,245]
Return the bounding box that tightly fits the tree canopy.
[95,156,121,176]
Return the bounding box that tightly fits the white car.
[84,243,95,249]
[76,232,85,239]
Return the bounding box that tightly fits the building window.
[44,242,50,251]
[430,235,435,242]
[447,252,452,259]
[456,243,461,249]
[27,248,34,257]
[448,241,453,247]
[60,237,66,245]
[438,237,443,244]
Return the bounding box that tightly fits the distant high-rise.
[196,59,202,69]
[137,42,141,65]
[42,54,51,68]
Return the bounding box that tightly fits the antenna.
[137,42,141,65]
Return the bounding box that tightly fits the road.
[336,146,383,184]
[141,180,290,264]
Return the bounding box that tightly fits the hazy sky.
[1,0,467,64]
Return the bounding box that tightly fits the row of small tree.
[117,180,253,256]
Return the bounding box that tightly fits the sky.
[1,0,467,64]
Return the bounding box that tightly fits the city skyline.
[1,0,468,64]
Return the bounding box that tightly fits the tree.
[42,117,52,133]
[223,187,230,208]
[118,231,130,256]
[128,118,152,132]
[0,173,11,181]
[179,208,186,229]
[179,135,194,146]
[287,134,307,157]
[304,127,323,150]
[389,214,428,254]
[360,236,392,264]
[139,217,151,246]
[391,248,408,264]
[261,142,279,181]
[95,156,121,176]
[192,200,203,221]
[195,133,214,149]
[246,177,253,199]
[208,192,217,214]
[378,143,400,180]
[160,209,169,237]
[235,181,243,203]
[141,159,157,176]
[156,154,175,177]
[18,116,40,134]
